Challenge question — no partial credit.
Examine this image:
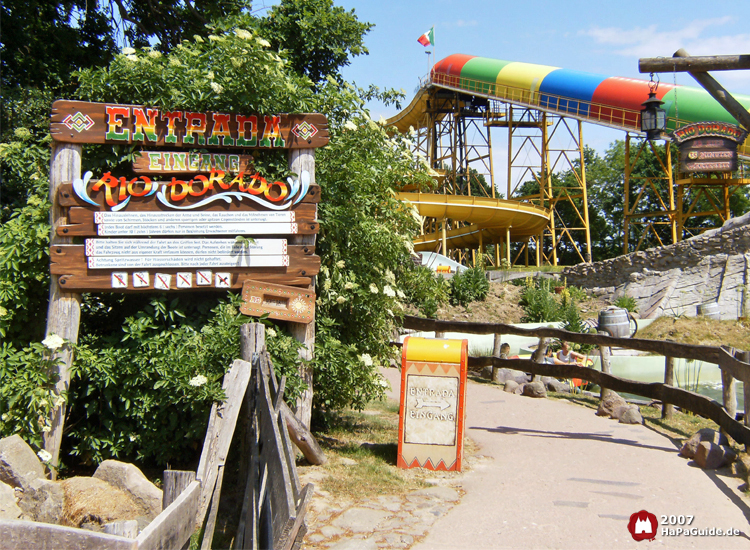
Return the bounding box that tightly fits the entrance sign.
[240,281,314,324]
[49,100,324,296]
[51,100,329,149]
[672,121,747,173]
[397,336,468,471]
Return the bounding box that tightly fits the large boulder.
[61,477,145,529]
[93,460,162,519]
[596,392,627,417]
[694,442,737,470]
[619,406,644,425]
[18,478,64,524]
[544,379,570,393]
[0,481,22,520]
[522,381,547,398]
[503,380,519,394]
[0,435,45,490]
[679,429,728,459]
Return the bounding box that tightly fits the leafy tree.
[259,0,372,83]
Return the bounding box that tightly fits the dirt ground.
[422,280,611,325]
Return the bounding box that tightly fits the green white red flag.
[417,27,434,47]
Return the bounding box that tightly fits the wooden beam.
[639,54,750,73]
[136,480,200,550]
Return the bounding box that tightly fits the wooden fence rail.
[402,315,750,448]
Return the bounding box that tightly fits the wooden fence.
[0,323,310,550]
[402,315,750,448]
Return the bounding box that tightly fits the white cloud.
[581,17,741,58]
[441,19,478,29]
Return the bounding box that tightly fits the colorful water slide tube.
[387,54,750,252]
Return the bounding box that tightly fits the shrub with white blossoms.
[189,375,208,387]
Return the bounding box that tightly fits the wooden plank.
[279,484,313,550]
[66,204,317,223]
[136,480,200,550]
[133,152,253,174]
[241,281,315,324]
[59,183,320,207]
[0,520,137,550]
[51,100,329,149]
[163,471,196,508]
[195,359,253,531]
[199,465,225,550]
[57,219,319,237]
[639,54,750,73]
[56,272,313,292]
[103,521,139,539]
[257,364,296,546]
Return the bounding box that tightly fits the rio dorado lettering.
[50,100,328,149]
[672,121,747,145]
[72,168,311,212]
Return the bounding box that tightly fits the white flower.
[129,434,138,442]
[344,282,355,290]
[377,378,390,388]
[255,37,271,48]
[336,260,345,269]
[147,50,161,58]
[42,334,64,350]
[207,71,215,80]
[169,58,183,67]
[343,121,357,131]
[266,327,277,338]
[189,375,208,387]
[383,285,396,297]
[210,82,224,94]
[37,450,52,462]
[125,54,138,62]
[336,296,346,304]
[323,279,332,291]
[385,269,395,283]
[1,414,7,421]
[39,399,48,408]
[369,284,379,294]
[54,396,65,408]
[42,426,51,433]
[359,354,373,366]
[121,47,136,55]
[397,289,406,299]
[234,28,253,40]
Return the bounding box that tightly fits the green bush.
[614,295,639,313]
[399,265,449,318]
[449,266,489,306]
[520,286,562,322]
[65,296,304,466]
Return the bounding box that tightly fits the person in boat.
[556,341,586,365]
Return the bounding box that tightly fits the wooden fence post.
[739,351,750,428]
[598,333,612,400]
[163,470,195,550]
[288,149,316,429]
[531,337,549,382]
[492,334,503,383]
[663,355,675,419]
[43,143,83,479]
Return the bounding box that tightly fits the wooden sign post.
[45,100,328,464]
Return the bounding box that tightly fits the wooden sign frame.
[240,281,315,324]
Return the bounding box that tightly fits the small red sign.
[628,510,657,542]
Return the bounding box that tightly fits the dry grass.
[637,316,750,351]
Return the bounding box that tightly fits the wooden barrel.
[697,302,721,320]
[598,308,637,338]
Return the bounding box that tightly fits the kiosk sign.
[398,336,467,471]
[671,121,747,173]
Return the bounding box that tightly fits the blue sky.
[328,0,750,152]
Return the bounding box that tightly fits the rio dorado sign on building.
[671,121,748,173]
[49,100,326,308]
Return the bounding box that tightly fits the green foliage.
[259,0,373,83]
[614,295,639,313]
[68,296,304,465]
[519,285,561,323]
[398,266,449,318]
[0,339,67,452]
[0,192,51,342]
[449,266,489,306]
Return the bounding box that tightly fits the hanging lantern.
[641,73,667,140]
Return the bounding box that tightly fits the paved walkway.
[302,368,750,549]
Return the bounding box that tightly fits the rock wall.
[561,212,750,319]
